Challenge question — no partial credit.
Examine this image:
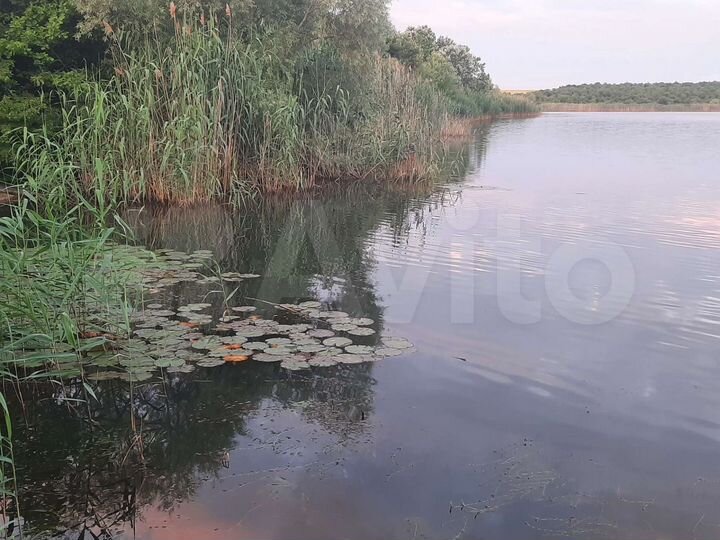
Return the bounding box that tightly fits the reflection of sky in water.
[16,113,720,540]
[373,113,720,444]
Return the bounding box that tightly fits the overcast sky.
[389,0,720,90]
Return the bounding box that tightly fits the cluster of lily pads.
[83,249,414,381]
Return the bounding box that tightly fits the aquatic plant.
[13,9,524,205]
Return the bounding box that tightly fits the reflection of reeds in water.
[123,204,236,260]
[12,360,378,537]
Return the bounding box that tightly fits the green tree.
[0,0,102,172]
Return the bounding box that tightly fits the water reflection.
[13,115,720,539]
[15,362,377,538]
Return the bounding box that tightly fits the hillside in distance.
[530,81,720,111]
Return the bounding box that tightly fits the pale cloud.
[390,0,720,89]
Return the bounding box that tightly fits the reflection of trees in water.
[18,131,491,537]
[14,360,377,537]
[124,127,491,321]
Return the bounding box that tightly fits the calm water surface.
[16,113,720,539]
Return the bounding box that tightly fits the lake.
[15,113,720,539]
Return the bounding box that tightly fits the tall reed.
[16,11,478,205]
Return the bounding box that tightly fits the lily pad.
[375,347,404,357]
[266,337,292,346]
[348,327,376,337]
[323,337,352,348]
[308,356,339,367]
[351,317,375,326]
[232,306,257,313]
[317,347,344,356]
[253,353,283,363]
[167,364,196,374]
[280,357,311,371]
[335,354,370,364]
[235,328,267,338]
[191,336,223,350]
[297,344,327,353]
[264,346,297,356]
[197,358,225,368]
[299,301,322,309]
[220,335,248,345]
[148,310,176,317]
[332,323,358,332]
[242,342,268,351]
[292,337,320,346]
[382,338,413,349]
[308,329,334,339]
[345,345,374,355]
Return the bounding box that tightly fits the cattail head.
[225,3,232,17]
[169,1,177,20]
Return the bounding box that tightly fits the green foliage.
[533,81,720,105]
[386,25,519,117]
[0,0,103,172]
[388,27,492,92]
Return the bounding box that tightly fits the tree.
[0,0,102,171]
[436,36,491,91]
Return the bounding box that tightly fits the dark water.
[15,113,720,539]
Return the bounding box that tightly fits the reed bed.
[14,12,535,206]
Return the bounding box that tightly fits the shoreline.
[540,103,720,112]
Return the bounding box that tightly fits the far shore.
[540,103,720,112]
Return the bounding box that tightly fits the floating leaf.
[297,344,327,353]
[242,342,268,351]
[220,335,248,345]
[332,323,358,332]
[348,327,376,336]
[264,346,297,355]
[148,309,175,317]
[323,337,352,348]
[299,301,322,309]
[253,353,282,363]
[308,329,334,339]
[293,337,320,346]
[266,337,292,346]
[382,338,413,349]
[308,356,338,367]
[335,354,370,364]
[232,306,257,313]
[281,357,311,371]
[375,347,403,357]
[197,358,225,368]
[167,364,196,374]
[351,318,374,326]
[345,345,374,355]
[235,328,267,338]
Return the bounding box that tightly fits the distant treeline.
[532,82,720,106]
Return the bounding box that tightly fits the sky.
[389,0,720,90]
